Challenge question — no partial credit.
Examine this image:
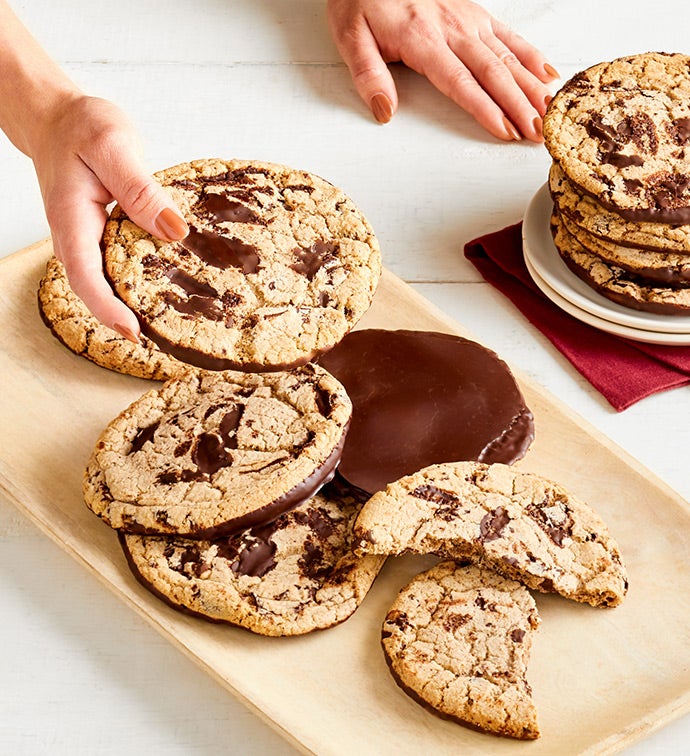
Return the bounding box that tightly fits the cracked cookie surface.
[354,461,628,608]
[544,52,690,223]
[120,477,385,636]
[38,256,189,380]
[103,158,381,371]
[552,210,690,313]
[382,561,540,739]
[83,365,351,538]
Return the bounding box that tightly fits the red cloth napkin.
[464,222,690,411]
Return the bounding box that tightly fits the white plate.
[522,183,690,334]
[524,252,690,345]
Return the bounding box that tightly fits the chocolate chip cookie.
[103,158,382,371]
[382,561,540,739]
[549,161,690,255]
[354,461,628,608]
[83,365,352,538]
[37,256,189,380]
[544,52,690,222]
[556,205,690,288]
[120,478,385,636]
[317,329,534,494]
[551,210,690,314]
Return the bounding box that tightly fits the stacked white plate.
[522,184,690,346]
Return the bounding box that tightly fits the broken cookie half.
[354,461,628,608]
[382,561,541,740]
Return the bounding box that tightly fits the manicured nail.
[544,94,553,109]
[370,93,393,124]
[113,322,141,344]
[155,207,189,241]
[544,63,560,80]
[533,115,543,137]
[503,116,522,141]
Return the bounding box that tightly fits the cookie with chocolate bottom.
[317,329,534,494]
[83,364,352,538]
[382,561,540,739]
[354,461,628,608]
[37,256,189,380]
[103,158,381,371]
[552,210,690,314]
[556,204,690,288]
[544,52,690,223]
[120,478,385,636]
[549,161,690,255]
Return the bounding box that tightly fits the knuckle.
[352,61,386,88]
[478,55,511,82]
[407,14,440,46]
[497,50,520,69]
[445,66,476,95]
[121,176,160,216]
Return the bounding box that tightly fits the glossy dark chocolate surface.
[318,329,534,493]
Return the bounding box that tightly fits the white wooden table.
[1,1,688,752]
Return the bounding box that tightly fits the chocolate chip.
[479,507,510,542]
[129,421,160,454]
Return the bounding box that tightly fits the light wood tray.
[2,240,690,754]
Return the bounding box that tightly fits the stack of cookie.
[72,158,391,637]
[543,52,690,314]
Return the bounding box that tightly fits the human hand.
[29,94,188,341]
[327,0,558,141]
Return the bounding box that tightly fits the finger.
[402,38,521,141]
[329,16,398,123]
[492,19,560,84]
[448,35,544,141]
[477,33,553,116]
[83,135,188,242]
[51,196,141,339]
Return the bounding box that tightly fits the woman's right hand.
[28,94,189,341]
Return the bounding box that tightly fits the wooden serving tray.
[2,240,690,754]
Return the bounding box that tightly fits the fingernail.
[533,115,543,137]
[544,94,553,109]
[113,322,141,344]
[503,116,522,141]
[155,207,189,241]
[544,63,560,80]
[370,93,393,124]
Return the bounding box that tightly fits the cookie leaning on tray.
[355,460,626,739]
[543,51,690,313]
[83,365,352,538]
[382,561,541,740]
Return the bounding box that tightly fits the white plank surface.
[2,1,690,753]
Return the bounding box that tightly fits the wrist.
[0,2,82,157]
[18,84,84,160]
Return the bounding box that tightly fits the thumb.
[111,166,188,242]
[87,144,188,242]
[330,17,398,123]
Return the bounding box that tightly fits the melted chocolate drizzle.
[201,192,263,224]
[291,240,338,280]
[182,226,260,274]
